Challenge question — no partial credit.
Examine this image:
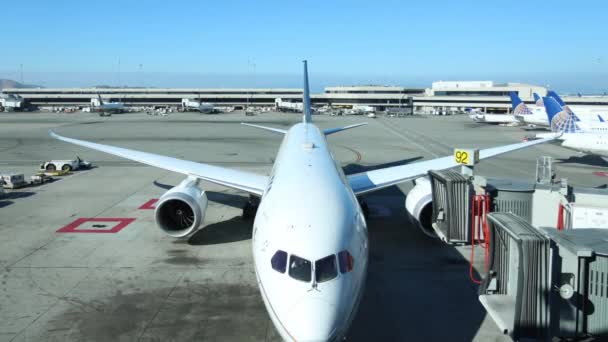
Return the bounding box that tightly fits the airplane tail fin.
[302,60,312,123]
[543,96,581,133]
[97,94,104,105]
[533,93,543,107]
[547,90,581,121]
[547,90,566,106]
[599,115,606,123]
[509,91,532,115]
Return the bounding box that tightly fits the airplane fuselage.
[94,103,125,114]
[252,122,368,341]
[561,133,608,157]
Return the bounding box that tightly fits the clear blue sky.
[1,0,607,92]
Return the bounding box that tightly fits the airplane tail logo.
[543,96,581,133]
[509,91,532,115]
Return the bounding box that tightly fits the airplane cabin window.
[338,250,354,273]
[271,250,288,273]
[289,255,312,282]
[315,255,337,283]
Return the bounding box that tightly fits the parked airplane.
[547,90,608,124]
[509,91,548,127]
[92,94,125,115]
[50,61,556,342]
[468,112,519,124]
[539,96,608,158]
[182,98,220,113]
[512,91,608,130]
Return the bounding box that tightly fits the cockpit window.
[315,255,338,283]
[289,254,312,282]
[271,250,287,273]
[338,250,354,273]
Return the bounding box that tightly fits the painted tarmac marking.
[57,217,136,233]
[138,199,159,210]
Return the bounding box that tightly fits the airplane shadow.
[348,187,488,341]
[0,200,13,208]
[187,216,252,246]
[0,191,36,208]
[343,156,423,175]
[555,155,608,167]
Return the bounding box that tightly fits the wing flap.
[348,135,557,195]
[50,131,268,196]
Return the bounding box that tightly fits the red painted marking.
[593,171,608,177]
[138,198,159,210]
[57,218,136,234]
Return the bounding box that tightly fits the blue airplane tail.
[599,115,606,123]
[543,96,580,133]
[533,93,543,107]
[547,90,566,106]
[547,90,581,121]
[508,91,532,115]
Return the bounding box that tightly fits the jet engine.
[405,177,433,231]
[154,177,208,238]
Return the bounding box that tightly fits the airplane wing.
[49,131,268,196]
[348,136,557,195]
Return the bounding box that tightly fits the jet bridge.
[478,213,608,340]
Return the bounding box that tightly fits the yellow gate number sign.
[454,148,479,166]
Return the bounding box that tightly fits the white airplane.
[538,96,608,158]
[510,92,548,127]
[50,61,556,342]
[468,113,519,124]
[181,98,219,113]
[92,94,125,115]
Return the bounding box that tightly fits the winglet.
[302,60,312,123]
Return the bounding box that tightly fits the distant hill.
[0,79,42,89]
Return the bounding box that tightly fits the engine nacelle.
[154,177,208,238]
[405,177,433,231]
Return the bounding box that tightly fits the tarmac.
[1,111,607,342]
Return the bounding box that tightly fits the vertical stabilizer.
[302,60,312,123]
[509,91,532,114]
[543,96,581,133]
[533,93,543,107]
[97,94,104,106]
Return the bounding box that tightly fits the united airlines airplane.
[539,96,608,158]
[50,61,556,342]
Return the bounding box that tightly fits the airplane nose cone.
[285,298,340,342]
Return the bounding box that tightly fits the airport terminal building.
[3,81,608,113]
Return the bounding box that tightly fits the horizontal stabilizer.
[323,123,367,135]
[241,123,287,135]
